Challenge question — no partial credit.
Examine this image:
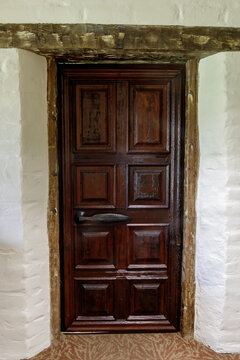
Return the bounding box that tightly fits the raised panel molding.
[128,165,169,208]
[127,224,169,269]
[74,226,115,270]
[128,280,166,320]
[74,165,116,208]
[74,83,116,152]
[129,84,170,153]
[75,281,115,320]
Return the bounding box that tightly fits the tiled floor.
[30,333,240,360]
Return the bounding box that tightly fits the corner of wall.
[0,48,27,360]
[0,48,50,360]
[195,52,228,351]
[196,52,240,353]
[18,49,50,358]
[218,52,240,353]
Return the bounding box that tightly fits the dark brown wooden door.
[60,65,185,332]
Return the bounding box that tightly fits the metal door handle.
[75,211,132,224]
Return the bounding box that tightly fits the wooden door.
[60,65,185,332]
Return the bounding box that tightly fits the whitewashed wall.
[197,52,240,353]
[0,49,49,360]
[0,1,240,359]
[0,0,239,26]
[0,49,26,360]
[221,53,240,352]
[19,50,50,358]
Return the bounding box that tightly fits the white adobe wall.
[196,52,240,353]
[0,0,239,26]
[221,53,240,352]
[0,49,49,360]
[0,49,27,360]
[19,50,50,358]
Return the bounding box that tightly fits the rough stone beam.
[0,24,240,59]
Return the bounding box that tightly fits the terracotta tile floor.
[30,333,240,360]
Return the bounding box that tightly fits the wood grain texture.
[129,84,169,153]
[47,60,198,340]
[74,83,116,152]
[181,59,199,337]
[127,224,168,269]
[59,65,185,332]
[74,225,115,270]
[128,165,169,208]
[74,165,116,208]
[47,57,61,342]
[1,24,240,61]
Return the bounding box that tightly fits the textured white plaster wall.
[0,49,26,360]
[220,53,240,353]
[0,0,240,26]
[196,53,228,351]
[19,50,50,359]
[196,52,240,353]
[0,49,49,360]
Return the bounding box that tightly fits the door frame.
[47,58,198,340]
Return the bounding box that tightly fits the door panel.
[127,224,169,269]
[60,65,185,332]
[129,83,170,153]
[74,165,116,208]
[75,280,115,321]
[128,280,166,320]
[74,83,116,152]
[74,225,116,270]
[128,165,169,208]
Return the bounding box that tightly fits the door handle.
[75,211,132,224]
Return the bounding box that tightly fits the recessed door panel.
[74,84,116,152]
[75,280,115,321]
[74,226,116,270]
[127,280,166,321]
[74,165,116,208]
[127,224,169,270]
[128,165,169,208]
[129,84,170,153]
